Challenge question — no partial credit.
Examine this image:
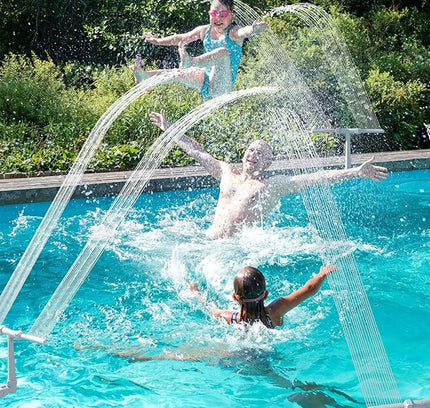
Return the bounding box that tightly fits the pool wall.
[1,149,429,205]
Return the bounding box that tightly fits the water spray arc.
[270,3,380,130]
[29,87,276,340]
[269,108,401,407]
[0,73,180,326]
[236,1,405,404]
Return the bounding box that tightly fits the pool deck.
[1,149,429,205]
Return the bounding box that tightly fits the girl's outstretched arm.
[189,283,233,324]
[267,265,337,327]
[232,20,269,41]
[144,25,206,46]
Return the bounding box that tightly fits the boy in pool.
[130,0,268,98]
[150,110,388,239]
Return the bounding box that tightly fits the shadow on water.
[218,349,363,408]
[83,340,363,408]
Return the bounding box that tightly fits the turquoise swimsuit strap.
[202,24,243,83]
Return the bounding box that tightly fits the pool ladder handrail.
[312,128,385,169]
[0,326,46,398]
[370,399,430,408]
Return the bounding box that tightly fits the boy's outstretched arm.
[268,157,388,198]
[149,110,225,180]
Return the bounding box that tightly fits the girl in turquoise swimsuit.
[190,265,337,329]
[130,0,268,98]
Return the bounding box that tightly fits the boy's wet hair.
[211,0,235,12]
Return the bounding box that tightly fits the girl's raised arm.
[144,25,206,46]
[267,265,336,327]
[231,21,269,42]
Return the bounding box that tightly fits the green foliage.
[0,1,429,174]
[89,143,143,171]
[0,0,100,62]
[366,69,428,150]
[83,0,208,67]
[0,121,77,173]
[0,53,69,125]
[0,51,206,173]
[311,133,337,153]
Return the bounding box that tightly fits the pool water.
[0,169,429,407]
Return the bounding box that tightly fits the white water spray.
[0,73,183,325]
[268,108,401,406]
[233,2,401,405]
[271,3,379,130]
[29,87,276,339]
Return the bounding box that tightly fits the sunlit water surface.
[0,169,429,408]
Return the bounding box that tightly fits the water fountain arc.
[0,74,183,326]
[29,86,277,340]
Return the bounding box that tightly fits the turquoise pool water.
[0,169,429,407]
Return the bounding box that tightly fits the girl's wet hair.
[234,266,270,326]
[211,0,235,12]
[234,266,266,301]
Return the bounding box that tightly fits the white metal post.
[345,132,352,169]
[6,336,17,394]
[312,128,384,169]
[0,326,45,398]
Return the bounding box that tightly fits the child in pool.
[76,264,336,364]
[122,264,336,363]
[190,264,336,329]
[130,0,268,98]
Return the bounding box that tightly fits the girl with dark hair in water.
[190,264,337,328]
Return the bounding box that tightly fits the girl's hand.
[319,265,337,278]
[252,21,269,35]
[144,32,160,44]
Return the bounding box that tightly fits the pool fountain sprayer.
[1,2,427,407]
[28,87,277,340]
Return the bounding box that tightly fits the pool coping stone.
[1,149,429,205]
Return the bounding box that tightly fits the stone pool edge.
[1,149,429,205]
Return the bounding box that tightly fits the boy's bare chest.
[220,178,267,203]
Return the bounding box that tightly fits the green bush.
[0,53,70,126]
[0,1,429,174]
[366,68,428,150]
[0,52,207,173]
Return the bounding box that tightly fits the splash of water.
[0,73,179,325]
[242,11,328,129]
[230,2,401,405]
[267,106,401,407]
[234,1,380,131]
[270,3,379,130]
[29,87,276,340]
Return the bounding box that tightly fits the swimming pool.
[1,169,429,407]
